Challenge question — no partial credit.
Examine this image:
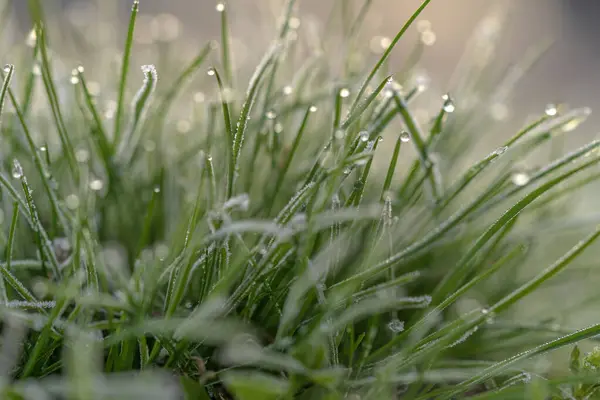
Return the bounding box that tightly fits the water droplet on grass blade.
[282,85,293,95]
[511,171,530,186]
[70,76,79,85]
[216,3,225,12]
[388,319,405,333]
[265,110,277,119]
[442,94,455,113]
[545,103,558,116]
[309,105,318,113]
[339,88,350,98]
[400,131,410,142]
[359,131,369,142]
[493,146,508,156]
[89,179,104,191]
[3,65,11,74]
[11,159,23,179]
[207,67,216,76]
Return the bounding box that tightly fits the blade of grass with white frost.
[75,69,112,171]
[392,91,440,200]
[2,203,19,303]
[118,65,158,164]
[2,69,70,235]
[230,43,280,197]
[34,26,78,181]
[112,0,139,147]
[268,106,312,213]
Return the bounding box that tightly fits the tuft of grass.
[0,0,597,399]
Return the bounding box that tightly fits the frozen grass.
[0,0,599,398]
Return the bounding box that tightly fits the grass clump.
[0,0,598,398]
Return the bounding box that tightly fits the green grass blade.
[112,0,139,148]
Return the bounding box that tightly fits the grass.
[0,0,598,398]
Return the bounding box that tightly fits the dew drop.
[70,76,79,85]
[334,130,345,140]
[32,64,41,76]
[359,131,369,142]
[493,146,507,156]
[216,3,225,12]
[282,85,293,95]
[265,110,277,120]
[39,146,47,152]
[387,319,405,333]
[339,88,350,98]
[309,105,318,113]
[400,131,410,142]
[545,103,558,117]
[511,171,530,186]
[379,36,391,50]
[207,67,216,76]
[274,123,283,133]
[77,65,85,73]
[153,186,161,193]
[442,94,455,113]
[11,159,23,179]
[89,179,104,191]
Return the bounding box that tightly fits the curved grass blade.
[113,0,140,147]
[230,43,281,197]
[118,65,158,164]
[380,133,402,201]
